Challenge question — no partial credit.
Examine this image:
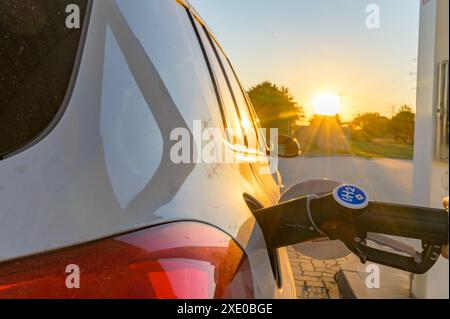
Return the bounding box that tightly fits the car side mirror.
[278,134,301,158]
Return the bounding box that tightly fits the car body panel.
[0,0,295,298]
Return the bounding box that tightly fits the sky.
[189,0,420,122]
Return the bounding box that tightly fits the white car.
[0,0,447,299]
[0,0,300,299]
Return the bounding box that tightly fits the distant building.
[294,116,351,154]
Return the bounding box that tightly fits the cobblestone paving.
[287,246,355,299]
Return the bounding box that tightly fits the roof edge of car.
[177,0,229,59]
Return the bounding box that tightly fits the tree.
[350,112,389,142]
[389,105,415,144]
[247,81,304,135]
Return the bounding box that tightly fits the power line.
[351,72,412,100]
[351,92,415,113]
[347,90,416,119]
[351,77,417,106]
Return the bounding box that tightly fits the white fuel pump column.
[412,0,449,299]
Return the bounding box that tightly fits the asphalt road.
[279,156,413,205]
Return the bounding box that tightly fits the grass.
[301,140,414,160]
[349,140,413,159]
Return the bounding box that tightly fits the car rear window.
[0,0,88,158]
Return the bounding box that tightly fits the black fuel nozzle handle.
[348,201,447,274]
[357,201,448,243]
[253,184,448,274]
[309,194,448,242]
[310,191,449,274]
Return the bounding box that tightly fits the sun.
[312,92,341,116]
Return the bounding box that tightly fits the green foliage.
[350,105,415,145]
[350,113,390,142]
[389,105,415,144]
[248,81,304,135]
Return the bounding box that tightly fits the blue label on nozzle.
[333,185,369,210]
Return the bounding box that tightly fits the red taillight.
[0,222,254,299]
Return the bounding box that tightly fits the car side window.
[194,20,247,148]
[214,46,260,152]
[0,0,88,158]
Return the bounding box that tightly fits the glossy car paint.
[0,0,295,298]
